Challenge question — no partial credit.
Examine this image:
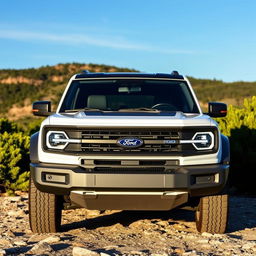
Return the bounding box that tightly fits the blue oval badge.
[117,138,143,148]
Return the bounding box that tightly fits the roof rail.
[171,70,180,76]
[82,70,90,73]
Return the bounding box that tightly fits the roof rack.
[75,72,184,79]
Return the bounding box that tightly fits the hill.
[0,63,255,120]
[0,63,137,120]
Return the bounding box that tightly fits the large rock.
[73,247,99,256]
[28,242,53,254]
[13,240,27,246]
[39,236,61,244]
[28,234,49,243]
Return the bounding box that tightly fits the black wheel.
[195,194,228,234]
[29,176,62,233]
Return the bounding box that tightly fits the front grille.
[81,129,181,153]
[43,126,218,156]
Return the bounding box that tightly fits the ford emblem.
[117,137,143,148]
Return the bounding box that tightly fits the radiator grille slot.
[94,167,166,173]
[80,159,179,172]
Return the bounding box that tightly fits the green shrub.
[17,117,43,135]
[0,132,30,194]
[218,96,256,135]
[0,118,20,134]
[26,118,43,135]
[218,96,256,193]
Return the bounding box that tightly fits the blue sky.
[0,0,255,81]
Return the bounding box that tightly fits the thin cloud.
[0,29,196,55]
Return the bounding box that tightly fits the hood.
[46,111,214,128]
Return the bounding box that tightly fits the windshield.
[59,79,200,113]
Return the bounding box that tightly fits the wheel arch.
[30,132,39,163]
[221,134,230,164]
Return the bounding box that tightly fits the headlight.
[192,132,214,150]
[46,131,69,149]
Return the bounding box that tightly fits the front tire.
[29,176,62,233]
[195,194,228,234]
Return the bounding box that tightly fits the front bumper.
[30,162,229,198]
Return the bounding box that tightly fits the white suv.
[29,71,230,234]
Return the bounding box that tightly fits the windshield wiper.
[64,108,103,113]
[118,107,160,112]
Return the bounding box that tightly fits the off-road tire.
[29,176,62,233]
[195,194,228,234]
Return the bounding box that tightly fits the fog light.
[195,175,215,184]
[43,173,67,184]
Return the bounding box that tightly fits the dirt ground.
[0,194,256,255]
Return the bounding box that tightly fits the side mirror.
[208,102,227,118]
[32,101,52,116]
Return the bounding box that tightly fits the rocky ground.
[0,194,256,256]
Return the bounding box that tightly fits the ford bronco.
[29,71,230,233]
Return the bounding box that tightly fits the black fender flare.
[221,134,230,164]
[30,132,39,163]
